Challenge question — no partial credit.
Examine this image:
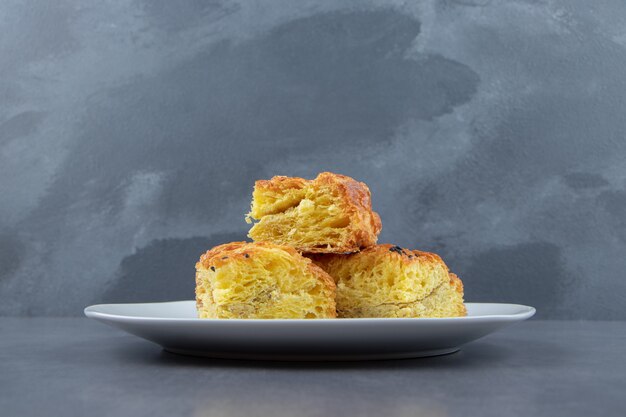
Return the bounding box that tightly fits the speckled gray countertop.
[1,319,624,417]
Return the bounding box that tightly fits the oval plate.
[84,301,535,361]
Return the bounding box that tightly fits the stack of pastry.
[195,172,466,319]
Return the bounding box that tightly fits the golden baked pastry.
[195,241,336,319]
[308,244,466,318]
[246,172,381,253]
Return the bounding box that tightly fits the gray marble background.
[1,0,625,318]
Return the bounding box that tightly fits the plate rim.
[84,301,536,323]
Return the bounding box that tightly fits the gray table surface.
[0,318,624,417]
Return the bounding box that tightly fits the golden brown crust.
[315,172,382,251]
[247,172,381,253]
[448,273,464,295]
[447,273,467,316]
[196,241,336,319]
[197,241,336,291]
[254,176,308,194]
[308,243,445,272]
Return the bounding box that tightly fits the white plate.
[84,301,535,361]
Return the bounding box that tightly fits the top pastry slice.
[246,172,382,253]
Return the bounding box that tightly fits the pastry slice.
[246,172,381,253]
[195,241,336,319]
[308,244,466,318]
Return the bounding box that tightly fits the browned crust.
[448,272,467,316]
[196,241,336,292]
[254,176,307,193]
[250,172,381,253]
[448,272,464,295]
[314,172,382,252]
[308,243,447,270]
